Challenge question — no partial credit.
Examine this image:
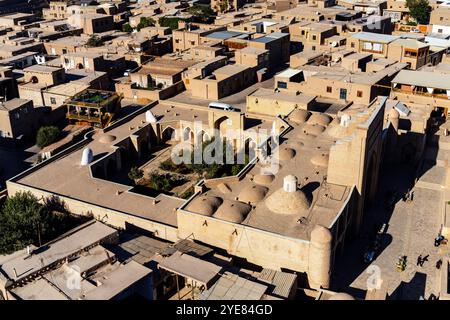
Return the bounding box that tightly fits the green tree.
[406,0,431,24]
[128,166,144,183]
[217,0,229,13]
[188,4,216,22]
[231,164,243,176]
[122,23,133,33]
[86,35,104,47]
[148,171,173,192]
[159,17,183,30]
[0,192,78,254]
[136,17,155,31]
[36,126,60,148]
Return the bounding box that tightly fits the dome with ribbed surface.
[253,173,275,186]
[326,124,349,139]
[186,195,222,216]
[308,113,332,126]
[302,124,326,136]
[238,184,268,204]
[265,182,311,215]
[311,153,329,167]
[275,147,296,160]
[328,293,355,300]
[289,109,310,124]
[290,141,304,150]
[98,134,116,144]
[214,200,252,223]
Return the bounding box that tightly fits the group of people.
[416,254,429,267]
[417,254,443,270]
[398,254,443,271]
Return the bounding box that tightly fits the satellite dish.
[331,41,338,47]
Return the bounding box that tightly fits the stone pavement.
[333,157,446,299]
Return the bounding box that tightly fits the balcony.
[67,112,102,123]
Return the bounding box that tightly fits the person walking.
[436,259,443,270]
[417,255,422,266]
[421,255,429,267]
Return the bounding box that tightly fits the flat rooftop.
[351,32,399,43]
[0,51,38,64]
[11,101,187,227]
[24,64,62,73]
[184,111,354,240]
[237,46,268,55]
[392,69,450,90]
[250,88,316,106]
[301,63,408,85]
[206,30,246,40]
[0,98,30,112]
[0,220,116,282]
[390,38,429,49]
[64,52,103,59]
[45,82,90,96]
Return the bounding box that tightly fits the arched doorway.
[162,126,175,142]
[30,76,38,84]
[244,138,257,162]
[196,130,211,145]
[214,116,230,138]
[183,127,194,144]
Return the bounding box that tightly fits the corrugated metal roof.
[158,251,222,287]
[207,30,244,39]
[351,32,399,43]
[173,239,214,257]
[200,271,268,300]
[392,70,450,90]
[257,268,297,299]
[391,38,429,49]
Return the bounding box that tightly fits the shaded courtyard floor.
[333,160,446,300]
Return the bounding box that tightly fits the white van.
[208,102,237,112]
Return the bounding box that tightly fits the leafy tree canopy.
[159,17,184,30]
[406,0,431,24]
[128,166,144,183]
[136,17,155,31]
[0,192,82,254]
[188,4,216,22]
[86,35,104,47]
[36,126,60,148]
[122,23,133,33]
